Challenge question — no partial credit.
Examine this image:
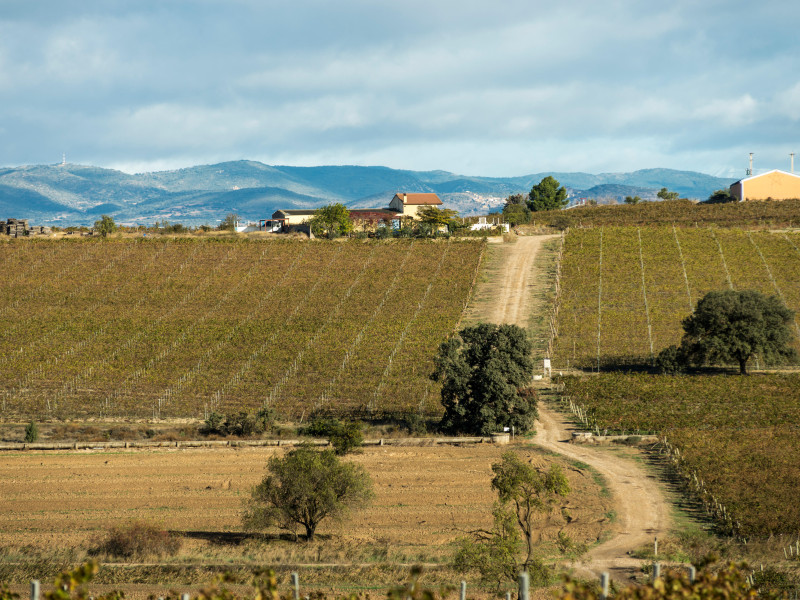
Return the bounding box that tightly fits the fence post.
[181,594,189,600]
[31,580,40,600]
[505,592,511,600]
[291,572,300,600]
[460,581,466,600]
[599,573,609,600]
[688,566,696,583]
[654,536,658,558]
[652,562,661,581]
[518,572,529,600]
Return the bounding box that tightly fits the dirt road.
[489,235,558,326]
[489,234,671,581]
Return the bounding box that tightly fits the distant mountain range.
[0,161,737,226]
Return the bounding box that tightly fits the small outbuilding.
[729,170,800,202]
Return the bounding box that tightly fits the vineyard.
[530,198,800,228]
[553,227,800,369]
[0,238,484,420]
[561,373,800,536]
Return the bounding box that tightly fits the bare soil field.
[0,443,613,595]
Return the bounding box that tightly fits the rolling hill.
[0,161,736,226]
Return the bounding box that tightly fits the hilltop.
[0,161,735,226]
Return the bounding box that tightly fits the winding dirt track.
[492,235,671,581]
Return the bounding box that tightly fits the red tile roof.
[394,193,442,205]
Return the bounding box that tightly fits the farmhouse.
[729,170,800,202]
[388,193,443,219]
[266,192,444,232]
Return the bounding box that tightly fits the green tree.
[706,189,736,204]
[491,452,571,570]
[453,504,522,590]
[309,203,353,238]
[624,195,642,204]
[657,187,680,200]
[94,215,117,237]
[431,323,536,435]
[417,206,459,234]
[454,453,571,590]
[503,194,532,225]
[24,420,38,442]
[219,213,239,231]
[242,445,373,540]
[679,290,796,374]
[528,176,568,212]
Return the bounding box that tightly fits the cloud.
[1,0,798,175]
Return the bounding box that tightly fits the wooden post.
[31,580,40,600]
[654,536,658,558]
[600,573,609,600]
[181,594,189,600]
[689,566,696,583]
[505,592,511,600]
[518,572,529,600]
[460,581,466,600]
[291,572,299,600]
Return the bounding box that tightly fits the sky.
[1,0,798,178]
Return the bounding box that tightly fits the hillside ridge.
[0,161,736,226]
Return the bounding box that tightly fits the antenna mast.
[791,152,795,174]
[746,153,753,176]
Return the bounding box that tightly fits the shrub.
[24,421,39,443]
[305,417,363,455]
[95,522,181,559]
[655,344,685,374]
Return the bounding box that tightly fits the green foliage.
[94,521,181,559]
[242,445,373,540]
[548,215,573,231]
[654,344,685,374]
[528,176,568,212]
[202,408,274,437]
[624,195,642,204]
[93,215,117,238]
[219,213,239,232]
[706,189,736,204]
[491,451,570,568]
[453,504,521,590]
[24,420,39,442]
[431,323,536,435]
[657,187,680,201]
[309,203,353,238]
[417,206,459,234]
[305,417,363,455]
[502,194,532,226]
[680,290,796,374]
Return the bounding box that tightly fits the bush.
[655,344,685,374]
[24,420,39,443]
[95,522,181,559]
[202,408,275,437]
[305,418,363,455]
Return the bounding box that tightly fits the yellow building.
[388,193,443,219]
[729,170,800,201]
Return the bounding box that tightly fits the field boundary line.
[637,228,654,358]
[0,435,496,452]
[672,224,693,310]
[710,229,734,290]
[596,228,603,371]
[747,232,800,337]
